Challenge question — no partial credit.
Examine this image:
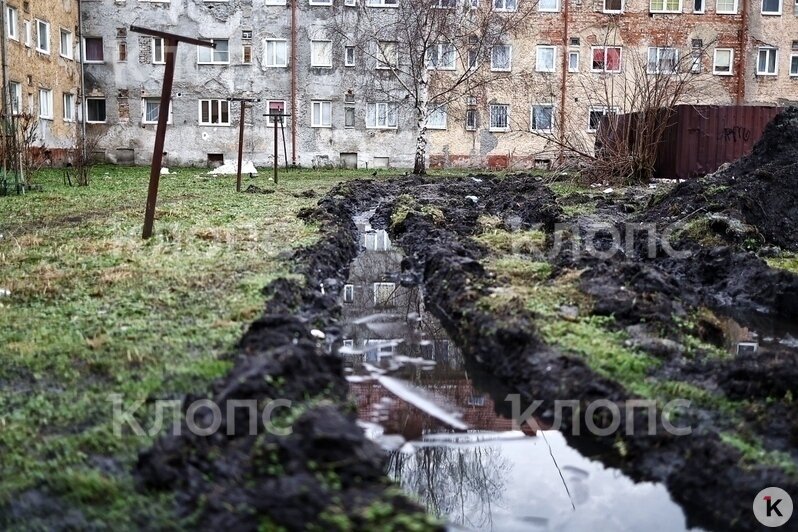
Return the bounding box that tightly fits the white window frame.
[38,88,53,119]
[265,39,288,67]
[310,0,332,5]
[538,0,559,10]
[9,81,21,115]
[310,39,333,67]
[366,102,398,129]
[591,46,623,73]
[790,52,798,76]
[264,0,286,5]
[761,0,781,13]
[426,42,456,70]
[59,28,73,59]
[343,284,354,303]
[63,92,74,122]
[694,0,705,11]
[344,45,355,66]
[427,105,447,130]
[568,51,579,72]
[491,44,512,71]
[142,97,172,124]
[650,0,682,12]
[536,45,556,72]
[530,104,554,132]
[242,43,253,64]
[493,0,517,10]
[35,19,50,54]
[311,100,332,128]
[345,0,357,5]
[366,0,398,6]
[489,103,509,132]
[6,6,18,41]
[23,20,31,48]
[197,39,229,64]
[603,0,624,12]
[266,100,287,125]
[152,37,165,64]
[588,106,617,132]
[83,36,104,63]
[373,282,396,305]
[85,97,106,123]
[756,47,778,76]
[713,48,734,75]
[647,47,679,74]
[376,41,398,70]
[198,99,230,126]
[715,0,737,13]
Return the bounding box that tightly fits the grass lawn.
[0,165,387,527]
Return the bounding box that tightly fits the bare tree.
[1,111,43,193]
[330,0,536,174]
[67,126,103,186]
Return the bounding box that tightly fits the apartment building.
[2,0,81,151]
[74,0,798,168]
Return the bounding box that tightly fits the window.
[84,37,103,62]
[6,7,18,40]
[762,0,780,12]
[310,0,332,5]
[588,106,616,132]
[343,284,354,303]
[142,98,172,124]
[435,0,457,6]
[493,0,517,10]
[265,40,288,67]
[373,282,396,305]
[197,39,229,64]
[242,30,253,39]
[568,51,579,72]
[489,104,509,131]
[377,41,397,69]
[715,0,737,13]
[150,37,164,64]
[38,88,52,119]
[757,47,778,75]
[60,29,72,58]
[63,93,74,121]
[790,53,798,76]
[23,20,30,47]
[538,0,558,9]
[86,98,106,123]
[713,48,733,74]
[491,44,512,71]
[427,105,447,129]
[536,45,556,72]
[650,0,681,11]
[344,106,355,128]
[694,0,705,11]
[345,0,357,5]
[344,46,355,66]
[310,40,332,67]
[465,108,478,130]
[647,47,678,74]
[468,48,479,69]
[427,43,456,70]
[591,46,622,72]
[242,44,252,64]
[198,99,230,125]
[604,0,623,10]
[117,41,127,62]
[35,19,49,53]
[531,104,553,131]
[312,100,332,127]
[9,82,21,115]
[266,100,286,125]
[366,102,398,129]
[690,39,703,73]
[366,0,398,5]
[264,0,285,4]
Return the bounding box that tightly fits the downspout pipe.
[558,0,569,165]
[77,0,87,160]
[290,0,297,166]
[736,0,748,105]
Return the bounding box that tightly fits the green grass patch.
[473,228,546,255]
[766,254,798,274]
[721,433,798,476]
[390,194,445,229]
[485,256,552,284]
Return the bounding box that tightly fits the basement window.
[86,98,107,123]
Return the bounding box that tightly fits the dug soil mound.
[645,107,798,251]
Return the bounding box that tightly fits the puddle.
[334,211,701,531]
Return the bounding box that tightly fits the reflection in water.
[337,212,698,531]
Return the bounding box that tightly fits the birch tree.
[330,0,535,174]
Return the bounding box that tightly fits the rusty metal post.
[273,118,279,185]
[142,37,176,239]
[237,100,245,192]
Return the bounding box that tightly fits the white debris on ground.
[160,167,171,175]
[209,160,259,176]
[0,288,10,297]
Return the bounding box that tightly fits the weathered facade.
[7,0,797,168]
[2,0,81,150]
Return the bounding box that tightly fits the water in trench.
[333,212,700,531]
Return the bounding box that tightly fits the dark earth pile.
[646,106,798,251]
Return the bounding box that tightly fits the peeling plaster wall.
[80,0,418,168]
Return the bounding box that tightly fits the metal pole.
[236,100,245,192]
[273,118,278,185]
[281,117,288,168]
[142,38,176,239]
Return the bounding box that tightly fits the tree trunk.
[414,129,428,175]
[414,73,430,175]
